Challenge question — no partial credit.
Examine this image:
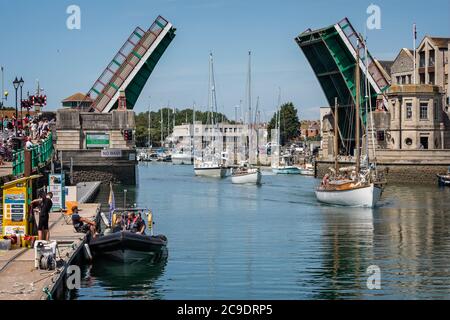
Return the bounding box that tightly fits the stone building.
[319,36,450,156]
[391,48,414,85]
[61,93,93,110]
[169,122,269,165]
[381,84,446,150]
[415,37,450,111]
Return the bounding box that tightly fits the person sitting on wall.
[71,206,97,238]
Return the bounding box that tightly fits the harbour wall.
[55,109,137,185]
[60,149,136,185]
[316,149,450,184]
[315,161,448,185]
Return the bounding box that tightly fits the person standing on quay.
[31,191,53,240]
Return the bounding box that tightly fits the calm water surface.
[72,163,450,299]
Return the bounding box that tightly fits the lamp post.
[19,77,24,121]
[13,77,20,136]
[1,66,4,109]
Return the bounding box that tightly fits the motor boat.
[272,154,300,174]
[88,208,167,263]
[437,166,450,186]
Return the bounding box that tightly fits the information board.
[86,133,110,148]
[48,173,65,210]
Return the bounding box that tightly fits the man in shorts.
[32,192,53,240]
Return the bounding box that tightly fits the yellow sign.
[2,175,41,236]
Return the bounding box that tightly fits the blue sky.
[0,0,449,120]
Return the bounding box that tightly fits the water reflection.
[74,164,450,299]
[311,206,375,299]
[76,258,167,300]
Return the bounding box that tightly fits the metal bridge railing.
[12,133,53,177]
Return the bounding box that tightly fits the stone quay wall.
[60,149,137,185]
[315,161,448,185]
[316,149,450,184]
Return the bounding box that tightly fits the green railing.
[12,149,25,176]
[12,133,53,177]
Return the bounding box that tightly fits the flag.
[413,23,417,40]
[108,182,115,223]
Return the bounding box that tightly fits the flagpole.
[413,23,417,85]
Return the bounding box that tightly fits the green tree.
[268,102,299,145]
[134,107,230,147]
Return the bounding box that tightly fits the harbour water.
[72,163,450,300]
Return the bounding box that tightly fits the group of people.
[112,211,146,234]
[0,114,54,165]
[71,210,146,238]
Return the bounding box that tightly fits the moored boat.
[298,163,314,176]
[88,208,167,263]
[172,151,193,165]
[272,166,301,174]
[437,166,450,186]
[89,231,167,262]
[437,174,450,186]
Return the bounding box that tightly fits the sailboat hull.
[231,170,261,184]
[315,184,382,208]
[299,168,314,176]
[194,167,227,178]
[172,154,193,165]
[272,166,301,174]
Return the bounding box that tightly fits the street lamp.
[19,77,24,120]
[13,77,20,135]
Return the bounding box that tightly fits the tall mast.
[255,96,260,165]
[334,97,339,173]
[363,36,370,164]
[247,51,252,161]
[277,87,281,147]
[247,51,252,128]
[148,104,151,148]
[192,102,195,156]
[167,102,170,141]
[160,108,163,147]
[173,105,175,131]
[355,40,361,173]
[209,52,218,127]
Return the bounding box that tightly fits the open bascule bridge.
[295,17,450,183]
[295,17,390,157]
[56,16,176,185]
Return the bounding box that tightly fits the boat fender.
[147,211,153,229]
[100,212,110,227]
[84,243,93,261]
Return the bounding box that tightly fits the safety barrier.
[12,133,53,177]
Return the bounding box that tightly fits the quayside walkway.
[0,182,101,300]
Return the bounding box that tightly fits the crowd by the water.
[0,114,54,165]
